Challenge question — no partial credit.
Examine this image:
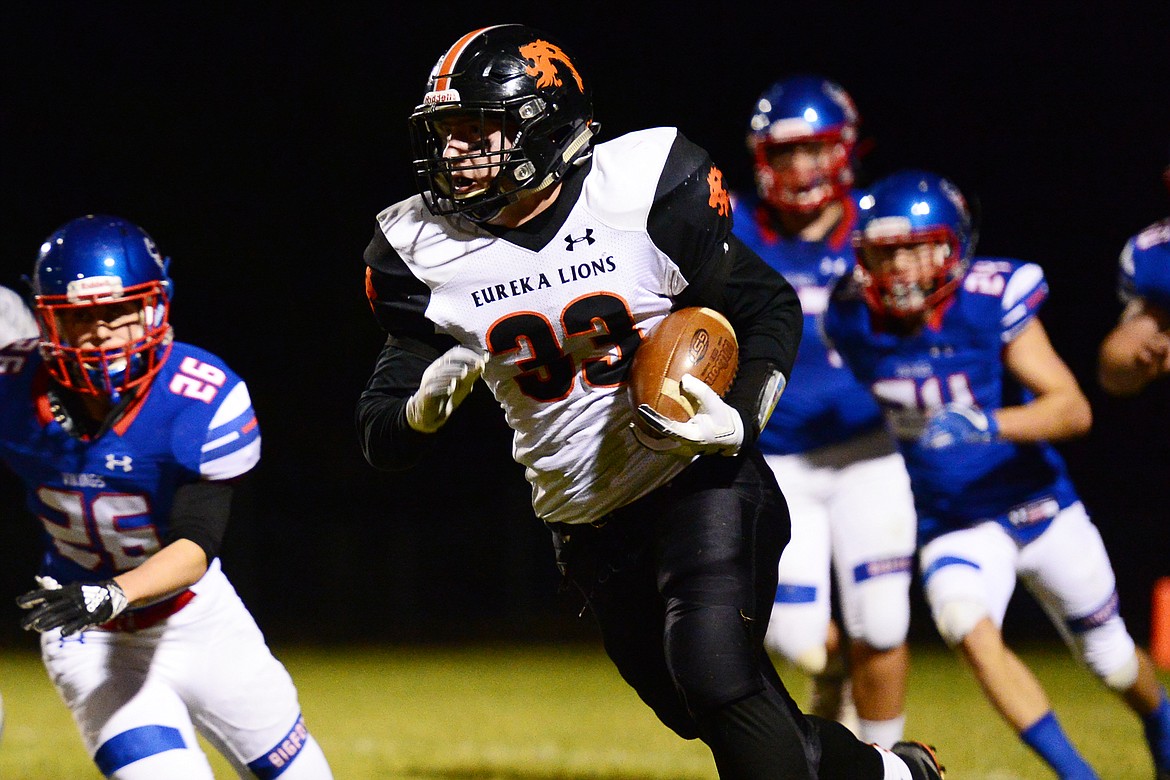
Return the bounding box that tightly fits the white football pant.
[39,559,333,779]
[764,429,917,669]
[920,502,1138,686]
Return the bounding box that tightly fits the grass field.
[1,640,1166,778]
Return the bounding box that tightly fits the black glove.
[17,576,129,636]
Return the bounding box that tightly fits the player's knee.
[1079,620,1138,691]
[851,587,910,651]
[247,715,329,779]
[670,606,763,715]
[764,604,827,671]
[791,643,828,675]
[932,599,986,647]
[1101,653,1139,691]
[855,614,909,652]
[764,626,826,674]
[260,735,334,780]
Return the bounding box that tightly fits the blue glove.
[919,403,999,449]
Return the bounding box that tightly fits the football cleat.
[891,741,945,779]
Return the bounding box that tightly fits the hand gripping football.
[627,307,738,433]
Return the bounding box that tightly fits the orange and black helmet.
[409,25,596,221]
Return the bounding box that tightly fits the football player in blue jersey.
[358,24,944,780]
[3,216,333,779]
[733,76,916,749]
[1099,159,1170,397]
[823,170,1170,779]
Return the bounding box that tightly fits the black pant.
[550,448,875,779]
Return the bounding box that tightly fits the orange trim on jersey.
[241,415,258,434]
[365,266,378,312]
[433,27,494,92]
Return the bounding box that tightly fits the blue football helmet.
[853,170,975,318]
[746,75,859,213]
[32,215,173,402]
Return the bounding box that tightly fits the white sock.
[859,714,905,749]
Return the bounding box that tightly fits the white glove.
[405,346,489,433]
[634,374,745,457]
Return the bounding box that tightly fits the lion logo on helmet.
[519,40,584,92]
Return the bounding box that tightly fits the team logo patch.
[707,166,730,216]
[105,454,134,472]
[563,229,595,251]
[519,40,584,92]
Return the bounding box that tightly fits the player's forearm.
[356,391,436,470]
[356,336,445,469]
[993,389,1092,443]
[113,539,208,606]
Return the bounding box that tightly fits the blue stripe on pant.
[774,583,817,604]
[248,714,308,779]
[94,725,186,776]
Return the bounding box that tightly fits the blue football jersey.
[0,340,261,584]
[1118,217,1170,310]
[823,258,1080,544]
[732,194,884,454]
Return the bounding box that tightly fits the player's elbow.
[355,396,431,471]
[1064,392,1093,437]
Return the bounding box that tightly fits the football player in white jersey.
[0,284,38,348]
[732,76,916,748]
[1099,159,1170,397]
[357,24,942,780]
[5,216,333,779]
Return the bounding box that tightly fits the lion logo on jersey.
[707,166,731,217]
[519,40,584,92]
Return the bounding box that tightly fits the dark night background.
[1,4,1167,649]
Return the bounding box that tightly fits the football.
[627,307,738,431]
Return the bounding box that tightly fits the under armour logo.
[564,229,595,251]
[105,454,133,472]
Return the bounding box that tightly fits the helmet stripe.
[433,26,499,92]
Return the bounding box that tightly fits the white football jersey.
[0,285,37,349]
[377,128,695,524]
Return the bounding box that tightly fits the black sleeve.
[357,224,460,471]
[646,133,803,446]
[365,228,452,343]
[163,479,234,562]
